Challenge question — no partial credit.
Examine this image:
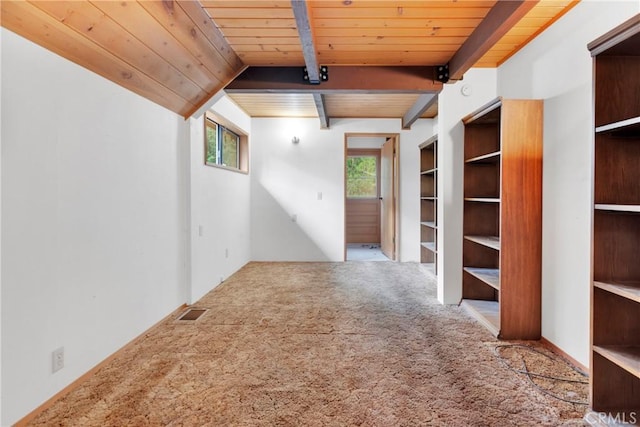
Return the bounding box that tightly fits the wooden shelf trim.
[421,242,436,253]
[462,98,542,340]
[595,115,640,133]
[419,134,437,274]
[594,204,640,213]
[589,14,640,419]
[588,13,640,56]
[419,134,438,149]
[462,97,502,125]
[460,299,500,337]
[464,267,500,290]
[593,345,640,379]
[594,281,640,303]
[464,235,500,250]
[465,151,501,163]
[464,197,500,203]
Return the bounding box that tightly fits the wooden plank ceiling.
[1,0,577,126]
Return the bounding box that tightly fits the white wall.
[496,1,639,368]
[250,118,347,262]
[347,136,386,149]
[437,69,498,304]
[250,117,435,262]
[188,97,251,303]
[1,29,189,425]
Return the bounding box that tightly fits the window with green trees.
[205,118,239,169]
[347,155,378,198]
[204,111,248,173]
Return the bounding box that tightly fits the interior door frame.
[344,133,400,261]
[345,148,382,245]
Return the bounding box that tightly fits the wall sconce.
[292,136,300,144]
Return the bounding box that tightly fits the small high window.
[204,112,248,173]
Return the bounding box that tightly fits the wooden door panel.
[346,199,380,243]
[381,138,396,260]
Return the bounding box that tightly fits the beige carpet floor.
[29,262,588,426]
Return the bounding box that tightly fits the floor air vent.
[178,308,207,321]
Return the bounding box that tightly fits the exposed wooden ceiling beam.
[291,0,320,84]
[448,0,539,81]
[291,0,329,126]
[313,94,329,128]
[225,66,443,93]
[402,94,438,130]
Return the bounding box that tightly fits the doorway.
[344,134,399,261]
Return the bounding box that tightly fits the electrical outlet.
[52,347,64,373]
[225,248,229,258]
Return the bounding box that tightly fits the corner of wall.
[494,1,639,368]
[188,98,252,303]
[1,29,190,424]
[436,69,498,304]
